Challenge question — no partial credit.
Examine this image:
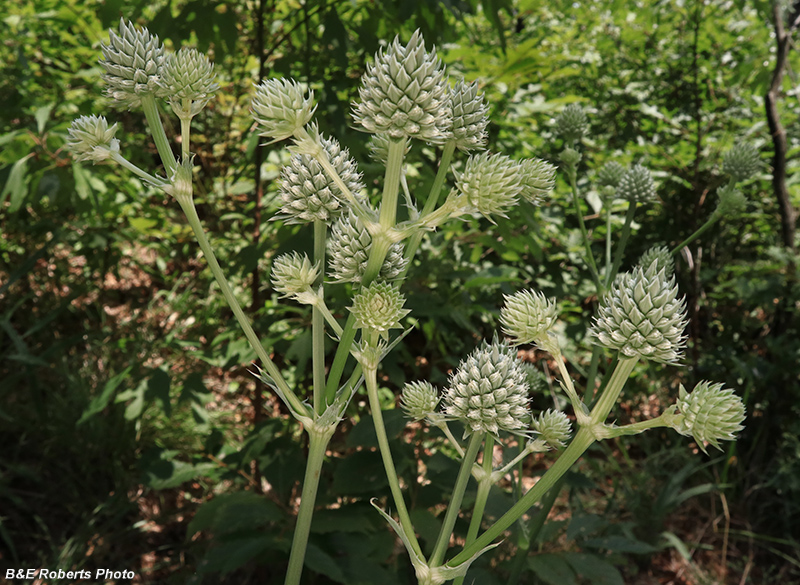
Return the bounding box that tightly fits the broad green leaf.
[528,553,578,585]
[564,552,624,585]
[304,543,347,583]
[77,366,133,424]
[187,491,283,537]
[1,154,33,211]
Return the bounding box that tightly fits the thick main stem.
[312,220,327,413]
[141,95,177,176]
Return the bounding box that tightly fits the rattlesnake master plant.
[68,21,749,585]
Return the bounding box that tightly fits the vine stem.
[568,167,602,291]
[430,432,484,567]
[177,198,306,417]
[312,219,327,413]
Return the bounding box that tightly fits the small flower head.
[519,158,557,205]
[444,339,530,436]
[449,79,489,152]
[596,161,626,189]
[100,19,167,109]
[521,364,550,395]
[591,263,688,363]
[366,133,411,164]
[328,211,407,284]
[271,252,319,302]
[159,47,219,118]
[66,115,120,163]
[617,164,657,203]
[531,409,572,448]
[638,245,674,277]
[715,183,747,216]
[400,381,440,421]
[456,152,525,218]
[555,103,588,143]
[722,143,760,182]
[672,381,746,452]
[350,281,410,335]
[500,290,558,346]
[252,78,316,142]
[276,135,364,224]
[352,30,451,143]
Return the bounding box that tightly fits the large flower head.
[500,290,558,346]
[455,152,525,218]
[159,47,219,118]
[252,78,316,142]
[672,382,746,452]
[328,211,407,284]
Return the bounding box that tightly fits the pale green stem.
[177,199,306,417]
[450,357,637,566]
[312,219,327,413]
[599,413,674,438]
[433,420,465,458]
[606,201,637,288]
[585,345,602,405]
[284,427,333,585]
[605,199,613,279]
[430,432,484,567]
[179,105,191,162]
[670,213,721,257]
[379,138,407,229]
[109,152,166,187]
[568,166,602,291]
[364,364,424,560]
[313,297,343,338]
[141,94,177,176]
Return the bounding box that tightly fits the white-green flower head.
[596,161,626,189]
[276,135,364,224]
[617,164,657,204]
[456,152,525,218]
[591,263,688,363]
[400,381,440,421]
[638,245,674,277]
[555,103,588,143]
[367,133,411,164]
[673,381,745,453]
[531,409,572,448]
[100,19,167,109]
[521,364,550,394]
[352,29,452,144]
[350,281,410,335]
[328,211,407,284]
[450,79,489,152]
[715,183,747,217]
[500,289,558,346]
[67,115,120,163]
[444,339,531,436]
[722,143,760,182]
[271,252,319,301]
[159,47,219,118]
[252,78,316,142]
[519,158,557,205]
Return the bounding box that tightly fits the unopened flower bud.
[500,290,558,346]
[252,78,316,142]
[531,409,572,448]
[596,161,626,189]
[715,183,747,216]
[672,381,745,453]
[638,245,674,277]
[450,79,489,152]
[159,47,219,118]
[400,381,440,421]
[722,143,760,182]
[519,158,557,205]
[617,164,657,203]
[66,115,120,163]
[350,281,410,335]
[559,147,582,167]
[555,104,588,142]
[271,252,319,303]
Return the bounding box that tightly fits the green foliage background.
[1,0,798,583]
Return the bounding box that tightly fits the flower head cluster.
[531,409,572,448]
[500,290,558,346]
[617,164,657,204]
[350,281,410,335]
[159,47,219,119]
[672,381,746,452]
[449,80,489,152]
[444,339,530,436]
[722,143,760,182]
[271,252,319,305]
[252,78,316,142]
[100,19,167,109]
[352,30,451,143]
[276,136,364,224]
[328,211,407,284]
[400,381,440,421]
[555,104,588,142]
[591,263,688,363]
[67,116,120,163]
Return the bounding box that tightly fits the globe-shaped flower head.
[722,143,760,182]
[66,116,120,163]
[252,78,316,142]
[328,211,407,284]
[400,381,440,422]
[158,47,219,119]
[617,164,657,204]
[591,263,688,363]
[500,289,558,346]
[672,381,746,452]
[449,79,489,152]
[596,161,626,189]
[444,339,530,436]
[352,30,451,144]
[350,282,410,336]
[455,152,525,219]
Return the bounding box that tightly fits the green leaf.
[563,552,624,585]
[528,553,578,585]
[146,367,171,418]
[1,154,33,211]
[345,410,406,448]
[332,450,388,495]
[311,505,377,534]
[141,449,217,490]
[566,513,607,541]
[582,535,658,554]
[304,543,347,583]
[198,535,277,574]
[77,366,133,424]
[34,103,54,134]
[187,491,283,537]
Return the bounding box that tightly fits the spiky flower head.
[456,152,524,218]
[591,263,688,363]
[444,339,530,436]
[352,30,451,144]
[100,19,167,109]
[715,183,747,216]
[252,78,316,142]
[350,281,410,335]
[555,103,588,142]
[67,115,120,163]
[328,211,407,284]
[521,364,550,395]
[400,381,440,421]
[672,381,746,453]
[158,47,219,118]
[722,143,760,182]
[617,164,657,203]
[596,161,626,189]
[271,252,319,304]
[449,79,489,152]
[638,245,674,277]
[500,290,558,346]
[519,158,557,205]
[276,136,364,224]
[366,133,411,164]
[531,409,572,448]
